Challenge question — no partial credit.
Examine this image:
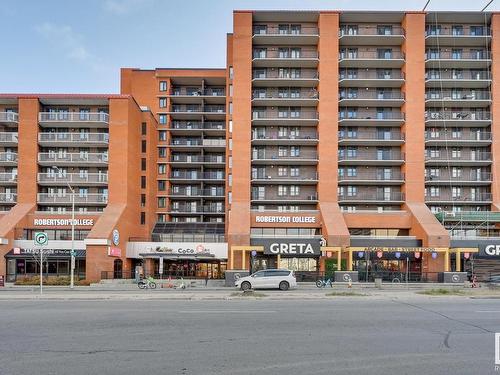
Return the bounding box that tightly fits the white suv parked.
[235,269,297,291]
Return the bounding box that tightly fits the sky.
[0,0,498,94]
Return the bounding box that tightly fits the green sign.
[34,232,48,247]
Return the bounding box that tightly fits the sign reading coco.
[255,216,316,224]
[112,229,120,246]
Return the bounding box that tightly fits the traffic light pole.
[70,188,75,289]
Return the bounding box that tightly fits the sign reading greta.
[251,238,321,256]
[478,244,500,258]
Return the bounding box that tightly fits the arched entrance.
[113,259,123,279]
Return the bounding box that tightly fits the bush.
[417,288,465,296]
[14,275,87,286]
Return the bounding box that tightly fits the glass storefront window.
[279,257,318,271]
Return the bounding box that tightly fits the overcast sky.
[0,0,497,93]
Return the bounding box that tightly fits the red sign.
[108,247,121,257]
[13,248,20,255]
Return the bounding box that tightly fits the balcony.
[166,87,226,104]
[251,132,318,145]
[166,105,226,120]
[425,27,492,46]
[37,173,108,186]
[338,151,405,166]
[167,188,225,198]
[169,172,225,182]
[169,121,225,135]
[251,173,318,185]
[425,111,491,127]
[339,70,405,88]
[424,131,491,146]
[0,152,18,166]
[252,49,319,68]
[0,193,16,204]
[169,139,225,150]
[38,112,109,127]
[38,152,109,166]
[339,51,405,68]
[0,173,17,185]
[338,111,405,126]
[425,71,491,88]
[338,171,404,185]
[339,132,404,146]
[252,69,319,87]
[252,26,319,45]
[425,172,492,186]
[168,155,225,165]
[339,91,404,107]
[38,132,109,147]
[425,152,492,166]
[252,152,318,165]
[252,110,319,126]
[251,193,318,204]
[0,112,18,125]
[0,132,18,146]
[425,91,491,107]
[37,193,108,205]
[338,192,405,203]
[339,26,405,45]
[425,193,492,204]
[425,51,491,68]
[167,205,225,214]
[251,89,318,106]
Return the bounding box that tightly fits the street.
[0,296,499,374]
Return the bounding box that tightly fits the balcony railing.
[0,152,18,162]
[253,26,319,36]
[339,51,405,60]
[169,188,225,197]
[0,193,16,203]
[170,121,225,130]
[39,112,109,123]
[170,155,225,163]
[38,153,109,163]
[425,152,492,162]
[425,51,491,60]
[252,173,318,181]
[37,193,108,204]
[0,112,18,123]
[339,112,405,120]
[338,192,405,201]
[252,110,319,120]
[252,152,318,161]
[252,133,318,141]
[340,26,405,36]
[170,172,225,180]
[0,173,17,183]
[424,132,491,141]
[425,27,491,37]
[38,133,109,143]
[168,206,225,213]
[339,70,404,80]
[339,91,404,100]
[339,132,404,141]
[339,171,404,181]
[425,172,491,182]
[252,69,319,80]
[251,194,318,201]
[253,49,319,59]
[170,88,225,96]
[425,111,491,121]
[339,151,404,161]
[425,71,491,80]
[425,193,492,202]
[425,92,491,101]
[252,89,319,100]
[37,173,109,184]
[0,133,18,143]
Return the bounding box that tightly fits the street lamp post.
[53,166,75,289]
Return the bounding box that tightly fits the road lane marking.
[475,310,500,313]
[176,310,277,314]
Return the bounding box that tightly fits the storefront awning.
[5,249,86,258]
[139,252,219,261]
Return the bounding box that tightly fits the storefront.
[5,248,86,282]
[127,242,228,279]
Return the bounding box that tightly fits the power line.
[422,0,431,11]
[481,0,494,11]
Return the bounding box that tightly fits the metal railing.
[252,152,318,160]
[167,206,225,213]
[339,132,404,141]
[0,173,17,182]
[339,70,404,80]
[425,51,491,60]
[339,171,404,181]
[0,152,18,162]
[251,193,318,201]
[38,153,109,163]
[425,152,492,162]
[253,26,319,36]
[339,91,404,100]
[425,27,491,37]
[252,133,318,141]
[39,112,109,123]
[0,112,18,122]
[425,71,491,80]
[339,51,405,60]
[170,88,225,96]
[170,155,225,163]
[170,121,225,130]
[424,131,491,141]
[38,132,109,143]
[37,173,109,184]
[425,172,491,182]
[169,188,225,197]
[338,151,405,161]
[252,69,319,80]
[37,193,108,204]
[0,193,16,203]
[0,132,18,143]
[356,271,442,283]
[252,110,319,120]
[338,192,405,201]
[252,173,318,181]
[425,111,491,121]
[340,26,405,37]
[170,172,225,180]
[253,49,318,59]
[339,111,405,120]
[425,92,491,100]
[252,89,319,100]
[425,193,492,202]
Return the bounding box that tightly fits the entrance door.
[113,259,123,279]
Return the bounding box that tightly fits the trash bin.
[374,278,382,288]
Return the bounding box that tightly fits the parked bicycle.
[316,277,334,288]
[138,276,157,289]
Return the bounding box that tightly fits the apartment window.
[157,214,166,223]
[290,167,299,177]
[451,128,461,138]
[141,158,146,171]
[158,147,167,158]
[427,25,441,35]
[229,84,233,96]
[452,187,462,198]
[429,168,440,178]
[158,197,167,208]
[229,120,233,133]
[347,168,357,177]
[140,212,146,225]
[470,26,484,36]
[278,146,288,157]
[452,49,463,59]
[141,122,147,135]
[278,185,288,196]
[451,148,461,158]
[158,180,166,191]
[290,185,300,196]
[429,149,440,158]
[377,25,393,35]
[141,194,146,207]
[141,140,147,153]
[141,176,146,189]
[430,186,440,197]
[278,167,288,177]
[290,146,300,157]
[159,115,167,124]
[158,130,167,141]
[159,98,167,108]
[159,81,167,91]
[347,186,357,197]
[158,164,166,174]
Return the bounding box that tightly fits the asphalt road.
[0,297,499,375]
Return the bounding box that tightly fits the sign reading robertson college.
[251,238,321,256]
[34,218,94,226]
[255,215,316,224]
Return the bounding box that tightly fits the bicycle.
[316,277,334,288]
[138,276,157,289]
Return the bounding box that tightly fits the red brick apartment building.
[1,11,500,284]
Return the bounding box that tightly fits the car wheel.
[279,281,289,291]
[241,281,251,291]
